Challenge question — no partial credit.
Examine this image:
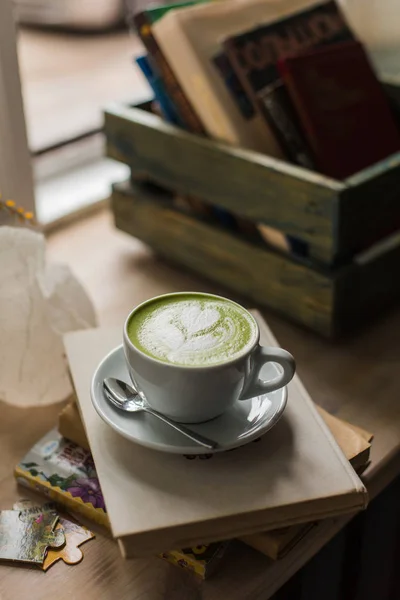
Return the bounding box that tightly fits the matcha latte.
[127,293,258,367]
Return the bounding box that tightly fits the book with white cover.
[64,311,367,558]
[151,0,316,155]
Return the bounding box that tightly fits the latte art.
[127,294,257,366]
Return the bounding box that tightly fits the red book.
[278,41,400,179]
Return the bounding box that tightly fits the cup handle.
[239,346,296,400]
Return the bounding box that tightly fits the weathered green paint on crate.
[105,105,342,265]
[112,181,400,338]
[334,233,400,336]
[112,181,334,336]
[105,105,400,267]
[339,152,400,262]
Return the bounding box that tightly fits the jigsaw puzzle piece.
[43,517,94,570]
[0,510,65,565]
[12,499,94,571]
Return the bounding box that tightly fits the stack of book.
[133,0,400,178]
[131,0,400,252]
[15,312,372,577]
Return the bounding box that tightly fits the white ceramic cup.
[123,292,295,423]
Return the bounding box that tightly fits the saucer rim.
[90,345,288,455]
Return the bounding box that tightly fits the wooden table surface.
[1,208,400,600]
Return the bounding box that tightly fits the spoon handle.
[143,407,219,450]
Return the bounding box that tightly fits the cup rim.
[123,291,260,371]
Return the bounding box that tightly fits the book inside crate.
[105,97,400,339]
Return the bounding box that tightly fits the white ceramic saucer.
[91,345,287,455]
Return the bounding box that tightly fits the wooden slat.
[111,180,334,336]
[339,153,400,262]
[334,230,400,336]
[105,105,345,265]
[383,77,400,114]
[112,181,400,338]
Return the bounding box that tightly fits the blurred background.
[2,0,400,225]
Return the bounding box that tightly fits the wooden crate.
[105,103,400,337]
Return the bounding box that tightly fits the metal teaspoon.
[103,378,219,450]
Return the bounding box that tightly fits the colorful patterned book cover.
[15,429,228,578]
[160,542,230,578]
[15,429,108,527]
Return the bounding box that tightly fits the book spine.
[14,467,110,529]
[277,60,322,171]
[257,84,315,170]
[134,12,206,135]
[58,401,91,451]
[135,55,183,127]
[240,532,280,560]
[222,41,283,155]
[224,38,266,114]
[212,52,255,120]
